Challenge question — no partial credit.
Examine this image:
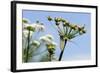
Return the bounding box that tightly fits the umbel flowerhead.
[47,16,86,41]
[24,24,35,32]
[47,16,86,61]
[39,34,55,45]
[23,19,45,32]
[22,18,30,24]
[31,40,40,47]
[46,43,56,55]
[40,34,56,54]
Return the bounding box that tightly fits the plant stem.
[68,28,72,35]
[49,53,52,61]
[58,26,64,34]
[65,26,68,35]
[25,30,30,62]
[59,37,67,61]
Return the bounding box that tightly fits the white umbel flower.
[23,23,45,32]
[40,34,56,45]
[22,18,30,24]
[32,23,45,31]
[23,23,34,28]
[51,42,57,46]
[31,40,40,47]
[45,34,54,40]
[23,23,35,32]
[40,36,52,45]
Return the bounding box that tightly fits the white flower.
[40,36,52,44]
[23,23,35,32]
[51,42,57,46]
[32,23,45,31]
[23,23,45,32]
[23,30,33,38]
[39,34,56,45]
[45,34,54,40]
[23,23,32,27]
[31,40,40,47]
[22,18,30,24]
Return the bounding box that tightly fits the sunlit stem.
[25,30,30,62]
[59,36,67,61]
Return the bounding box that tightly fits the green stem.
[25,30,30,62]
[49,21,62,35]
[68,28,72,35]
[49,53,52,61]
[62,25,66,34]
[58,26,64,34]
[65,26,68,35]
[71,30,79,36]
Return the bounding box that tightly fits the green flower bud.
[36,21,39,23]
[47,45,55,49]
[47,16,52,21]
[78,25,85,31]
[79,29,86,35]
[61,19,66,22]
[74,25,79,30]
[83,30,86,33]
[46,44,56,54]
[55,22,60,25]
[54,17,58,22]
[57,18,62,22]
[63,22,69,27]
[69,24,76,29]
[54,17,62,22]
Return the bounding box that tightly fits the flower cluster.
[23,19,45,38]
[31,40,40,47]
[23,23,45,32]
[47,16,86,40]
[22,18,45,62]
[40,34,56,55]
[47,16,86,61]
[22,18,30,24]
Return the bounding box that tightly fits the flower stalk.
[40,34,56,61]
[25,30,30,62]
[22,19,45,62]
[59,36,67,61]
[47,16,86,61]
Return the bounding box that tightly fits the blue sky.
[22,10,91,61]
